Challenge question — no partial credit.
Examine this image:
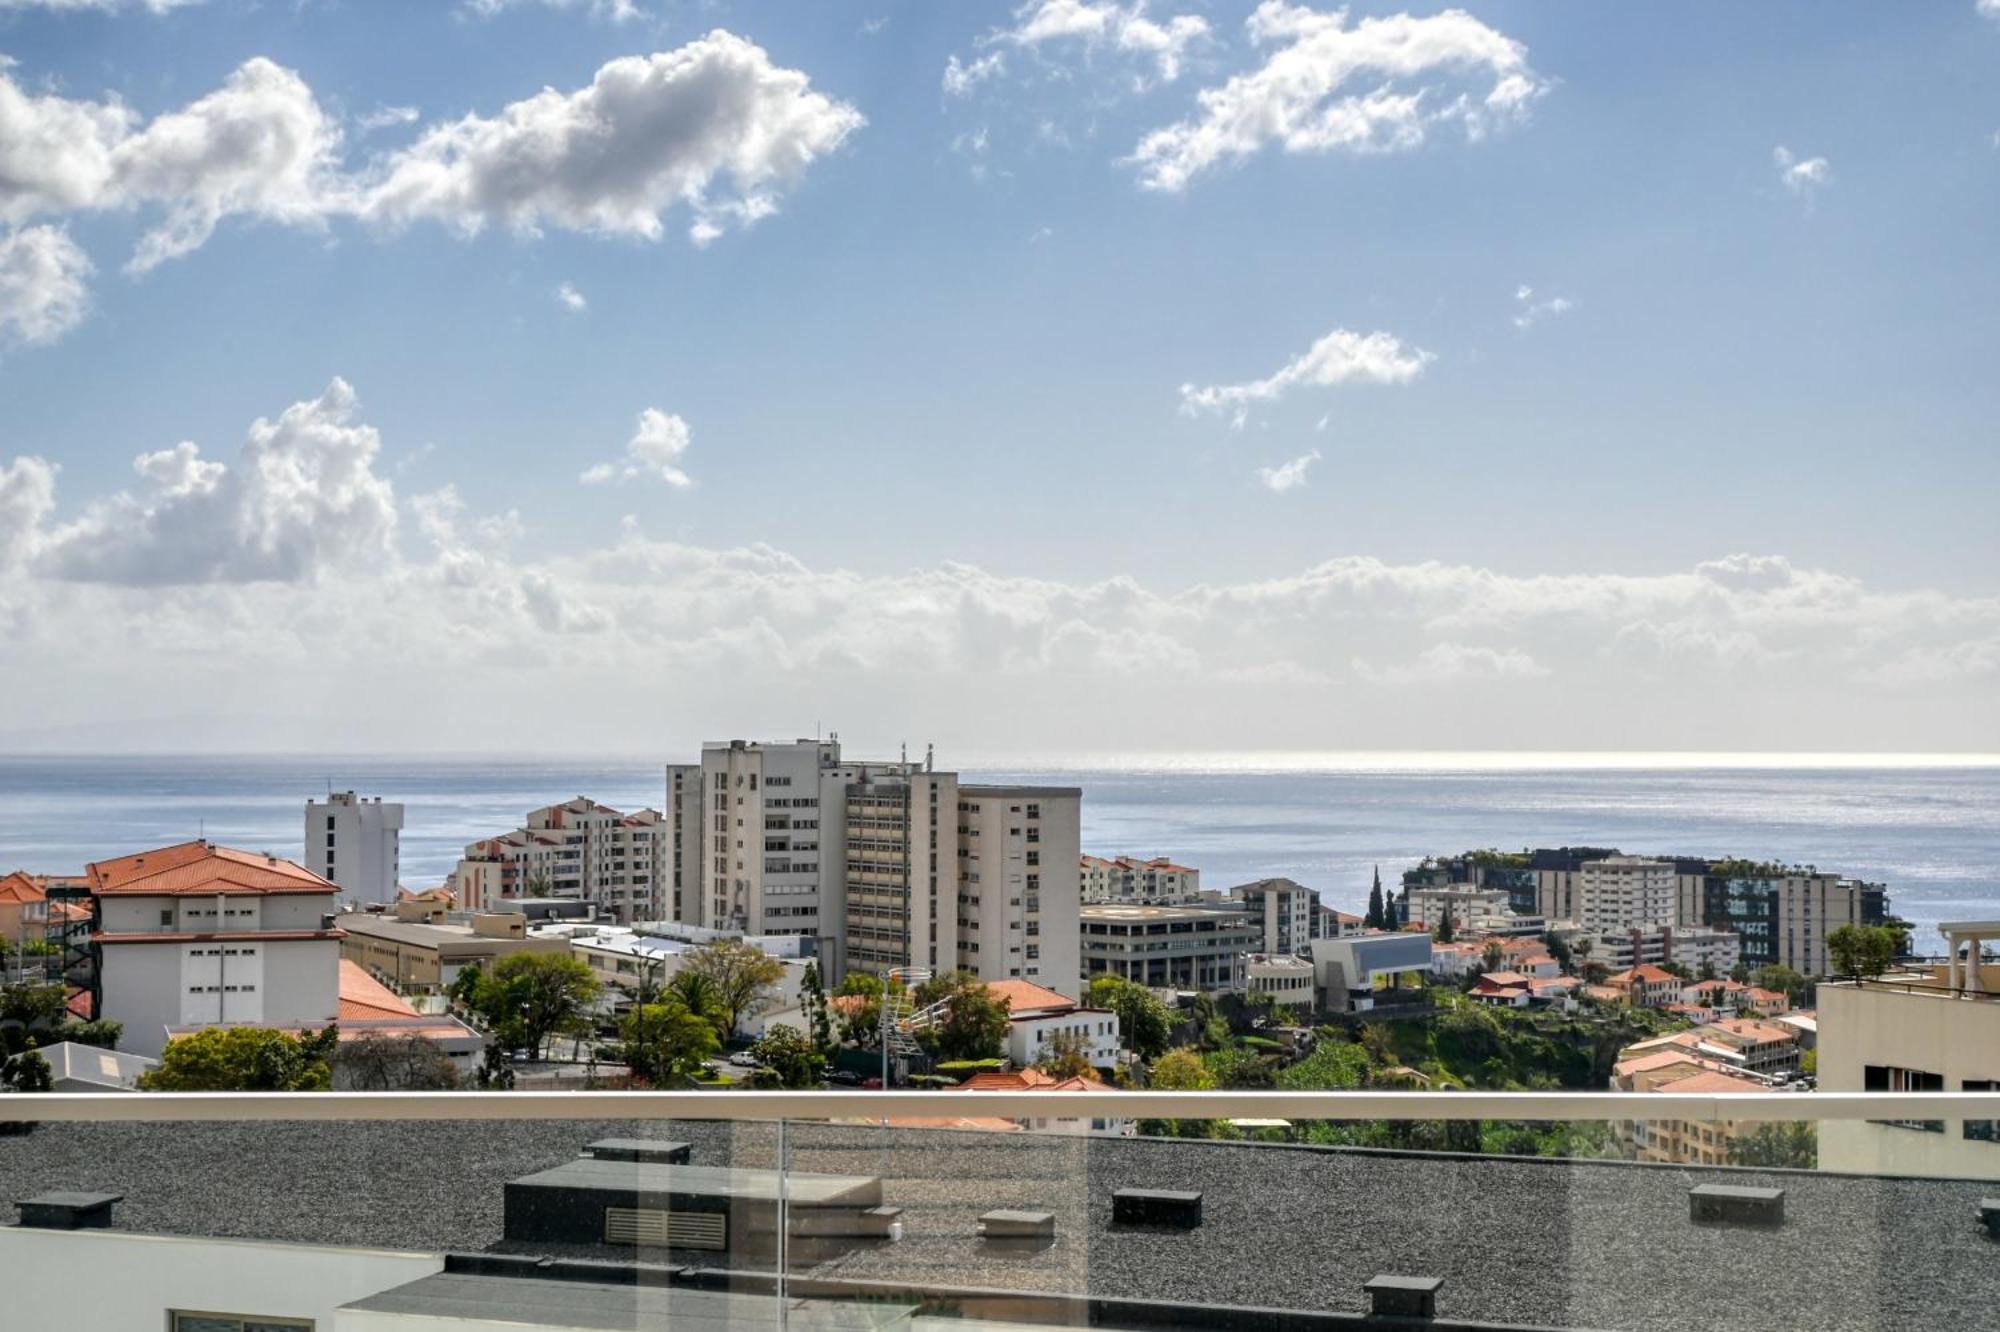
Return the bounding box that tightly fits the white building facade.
[304,791,404,906]
[448,798,665,923]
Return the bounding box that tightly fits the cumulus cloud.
[1181,327,1431,423]
[1256,449,1320,492]
[35,378,398,585]
[1511,283,1571,330]
[1773,145,1830,205]
[0,225,91,346]
[0,34,856,271]
[0,0,199,10]
[1130,2,1547,191]
[359,32,864,247]
[580,408,693,486]
[554,280,587,312]
[2,386,1997,750]
[0,56,344,272]
[943,52,1007,98]
[1003,0,1209,82]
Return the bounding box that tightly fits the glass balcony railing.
[2,1089,1997,1332]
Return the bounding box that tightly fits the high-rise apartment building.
[304,791,403,905]
[447,797,664,923]
[1541,855,1678,935]
[1674,862,1888,977]
[667,737,1082,995]
[1227,877,1317,956]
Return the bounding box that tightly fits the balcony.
[2,1090,1996,1332]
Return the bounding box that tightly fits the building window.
[1966,1080,1999,1143]
[172,1314,314,1332]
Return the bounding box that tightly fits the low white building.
[988,979,1122,1069]
[448,798,666,923]
[1080,854,1201,903]
[1591,923,1742,975]
[33,1041,156,1092]
[1308,933,1433,1013]
[569,926,807,1037]
[1246,953,1317,1011]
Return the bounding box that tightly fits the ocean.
[0,754,1993,952]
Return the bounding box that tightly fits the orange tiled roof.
[1659,1069,1766,1094]
[338,959,420,1020]
[86,841,333,896]
[0,871,46,905]
[984,979,1074,1015]
[955,1068,1116,1093]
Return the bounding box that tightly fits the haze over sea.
[1,753,1993,954]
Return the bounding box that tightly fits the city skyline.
[1,2,1997,752]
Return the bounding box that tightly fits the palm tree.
[666,970,727,1040]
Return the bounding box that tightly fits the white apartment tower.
[304,791,404,905]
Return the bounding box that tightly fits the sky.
[0,0,1996,756]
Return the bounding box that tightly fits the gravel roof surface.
[3,1119,1995,1332]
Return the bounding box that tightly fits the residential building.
[1697,1017,1802,1077]
[1080,855,1200,903]
[987,978,1122,1070]
[303,790,404,905]
[1311,903,1365,939]
[1307,933,1432,1013]
[1588,923,1741,975]
[1225,878,1315,955]
[1403,851,1547,916]
[1675,861,1889,977]
[949,1067,1133,1136]
[1080,902,1258,993]
[447,798,665,923]
[571,926,808,1037]
[0,870,90,967]
[33,1041,157,1092]
[1818,921,2000,1177]
[334,909,572,994]
[1245,953,1317,1011]
[1610,1047,1780,1165]
[690,738,854,945]
[1603,964,1682,1010]
[1570,856,1678,935]
[663,762,704,925]
[1402,884,1512,932]
[87,840,344,1058]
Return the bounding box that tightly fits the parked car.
[827,1069,863,1086]
[727,1050,762,1068]
[861,1076,883,1089]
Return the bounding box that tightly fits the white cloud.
[1512,283,1572,329]
[35,378,398,585]
[1256,448,1320,492]
[360,32,864,247]
[0,225,91,346]
[1981,0,2000,19]
[0,56,344,272]
[3,386,1998,751]
[554,280,587,312]
[1773,145,1830,204]
[1130,2,1548,191]
[943,52,1007,98]
[356,105,420,134]
[0,34,857,271]
[580,408,694,487]
[1354,641,1550,685]
[1181,327,1431,423]
[1004,0,1210,82]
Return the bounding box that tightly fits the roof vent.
[1364,1275,1442,1320]
[1690,1183,1785,1227]
[1111,1188,1202,1228]
[1979,1198,2000,1241]
[16,1191,122,1230]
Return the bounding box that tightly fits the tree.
[1827,926,1896,982]
[1276,1040,1371,1090]
[1036,1028,1094,1080]
[1570,934,1593,970]
[745,1023,825,1088]
[681,940,785,1039]
[1087,974,1173,1060]
[1,1049,51,1093]
[1658,961,1690,980]
[663,969,728,1039]
[1148,1046,1216,1090]
[1366,867,1385,931]
[915,971,1009,1062]
[138,1026,338,1091]
[335,1034,460,1090]
[1754,964,1808,1002]
[800,961,833,1052]
[1481,940,1506,974]
[1728,1121,1816,1169]
[1542,932,1572,974]
[1435,910,1456,944]
[455,953,600,1058]
[622,996,722,1085]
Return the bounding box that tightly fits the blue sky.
[0,1,1996,754]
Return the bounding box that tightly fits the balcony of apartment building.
[2,1087,1998,1332]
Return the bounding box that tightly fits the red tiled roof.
[86,841,333,896]
[338,959,420,1020]
[955,1068,1117,1093]
[984,979,1074,1015]
[0,871,46,905]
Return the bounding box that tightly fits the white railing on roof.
[5,1089,2000,1124]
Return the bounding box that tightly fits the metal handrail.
[6,1089,2000,1124]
